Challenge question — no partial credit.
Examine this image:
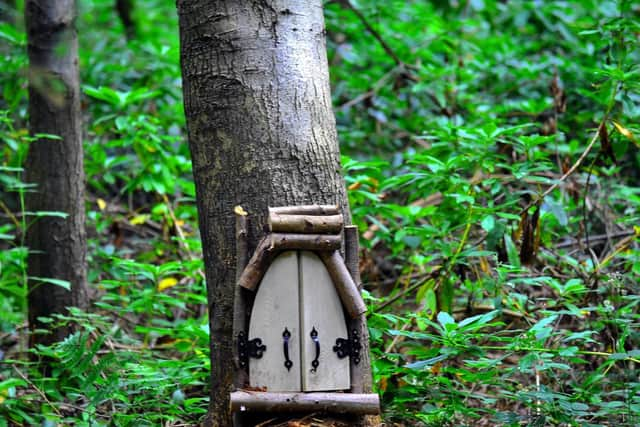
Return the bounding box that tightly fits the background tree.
[177,0,374,425]
[114,0,135,40]
[24,0,88,347]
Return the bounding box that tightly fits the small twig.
[521,120,605,213]
[539,248,590,281]
[375,268,441,312]
[338,0,404,67]
[592,233,637,275]
[161,195,191,258]
[339,67,397,109]
[385,317,414,354]
[582,154,600,267]
[12,365,63,417]
[0,198,20,229]
[534,361,542,416]
[161,194,205,282]
[254,417,279,427]
[444,204,473,278]
[555,230,636,249]
[364,271,429,289]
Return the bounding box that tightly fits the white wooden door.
[248,251,350,392]
[299,251,350,391]
[248,251,301,392]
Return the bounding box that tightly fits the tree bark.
[177,1,374,425]
[115,0,136,40]
[24,0,88,349]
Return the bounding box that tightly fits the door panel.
[299,251,350,392]
[249,251,301,392]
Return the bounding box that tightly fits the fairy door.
[248,251,350,392]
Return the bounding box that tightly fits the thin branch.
[522,120,604,213]
[592,233,637,275]
[582,154,600,267]
[161,194,205,282]
[13,365,62,417]
[555,230,636,249]
[338,0,404,67]
[339,67,397,109]
[384,317,414,354]
[0,198,21,229]
[375,268,441,312]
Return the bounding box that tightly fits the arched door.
[248,251,350,392]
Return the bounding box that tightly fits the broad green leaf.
[29,276,71,290]
[437,311,456,328]
[24,211,69,218]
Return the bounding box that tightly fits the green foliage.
[1,0,639,425]
[1,0,207,425]
[329,0,640,424]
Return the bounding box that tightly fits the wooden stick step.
[268,213,344,234]
[230,391,380,415]
[319,251,367,319]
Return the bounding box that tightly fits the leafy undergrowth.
[329,1,640,425]
[0,0,639,426]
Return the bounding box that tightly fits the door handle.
[310,327,320,372]
[282,327,293,371]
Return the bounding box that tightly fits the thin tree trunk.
[115,0,135,40]
[177,1,375,425]
[25,0,88,349]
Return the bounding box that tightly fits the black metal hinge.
[333,329,361,365]
[237,331,266,369]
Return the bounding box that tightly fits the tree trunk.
[25,0,88,349]
[115,0,135,40]
[177,1,375,425]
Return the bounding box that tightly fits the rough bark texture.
[25,0,88,348]
[232,214,249,388]
[177,1,375,425]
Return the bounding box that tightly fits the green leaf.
[0,378,28,391]
[24,211,69,218]
[543,197,568,226]
[437,311,456,328]
[529,314,558,340]
[34,133,62,140]
[481,215,495,232]
[503,234,520,268]
[458,310,499,330]
[83,85,121,106]
[29,276,71,290]
[0,23,26,46]
[406,354,448,370]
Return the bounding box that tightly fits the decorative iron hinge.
[333,329,361,364]
[237,331,266,369]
